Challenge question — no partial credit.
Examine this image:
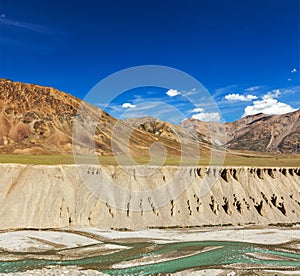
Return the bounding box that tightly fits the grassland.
[0,152,298,167]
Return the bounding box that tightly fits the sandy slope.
[0,164,299,229]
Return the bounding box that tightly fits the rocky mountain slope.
[0,78,183,156]
[224,111,300,153]
[0,78,298,155]
[124,116,199,144]
[128,110,300,153]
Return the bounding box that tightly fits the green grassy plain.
[0,153,298,167]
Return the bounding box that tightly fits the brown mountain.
[0,78,184,156]
[126,111,300,154]
[0,78,298,155]
[124,116,200,144]
[224,111,300,153]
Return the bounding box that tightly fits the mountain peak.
[0,80,182,156]
[0,79,299,155]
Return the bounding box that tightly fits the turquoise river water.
[0,240,299,275]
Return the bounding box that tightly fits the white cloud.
[244,86,262,92]
[284,86,300,95]
[121,102,136,109]
[263,89,280,100]
[243,90,296,117]
[183,88,198,96]
[191,107,205,113]
[119,102,185,123]
[225,93,258,101]
[166,89,181,97]
[291,68,297,73]
[212,85,240,99]
[191,106,221,122]
[192,112,221,122]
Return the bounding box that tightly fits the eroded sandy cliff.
[0,164,299,229]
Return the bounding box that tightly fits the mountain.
[179,111,300,153]
[0,78,183,156]
[225,111,300,153]
[124,116,199,144]
[0,78,298,155]
[125,112,300,154]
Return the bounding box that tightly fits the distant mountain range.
[185,110,299,153]
[0,78,299,155]
[125,110,300,154]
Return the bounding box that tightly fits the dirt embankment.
[0,164,299,230]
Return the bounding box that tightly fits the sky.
[0,0,299,123]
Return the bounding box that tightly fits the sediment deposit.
[0,164,299,230]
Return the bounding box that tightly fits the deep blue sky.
[0,0,299,122]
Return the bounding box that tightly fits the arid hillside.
[0,78,299,156]
[225,111,300,153]
[0,78,184,156]
[129,111,300,153]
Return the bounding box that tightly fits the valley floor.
[0,226,299,275]
[0,153,299,167]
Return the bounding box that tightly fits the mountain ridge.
[125,110,300,153]
[0,78,184,156]
[0,78,299,155]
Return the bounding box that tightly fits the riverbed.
[0,226,299,275]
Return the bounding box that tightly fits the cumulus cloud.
[192,112,221,122]
[191,107,205,113]
[225,93,257,101]
[166,89,181,97]
[243,90,296,117]
[190,106,221,122]
[263,89,280,99]
[291,68,297,73]
[121,102,136,109]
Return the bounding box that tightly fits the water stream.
[0,240,299,275]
